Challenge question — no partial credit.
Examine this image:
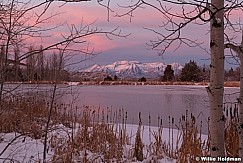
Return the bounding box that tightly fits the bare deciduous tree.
[207,1,225,157]
[0,0,128,104]
[100,0,243,157]
[0,1,128,162]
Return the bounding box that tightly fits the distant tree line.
[102,60,239,83]
[162,60,239,82]
[0,44,70,82]
[161,60,205,82]
[2,47,240,83]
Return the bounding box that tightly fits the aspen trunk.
[207,0,225,157]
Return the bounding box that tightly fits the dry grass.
[0,97,75,136]
[0,98,240,162]
[176,113,209,162]
[225,117,239,157]
[51,123,124,162]
[0,98,127,162]
[224,81,240,87]
[133,113,144,161]
[1,98,52,139]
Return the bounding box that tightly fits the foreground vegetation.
[0,97,239,162]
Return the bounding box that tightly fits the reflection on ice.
[3,84,240,134]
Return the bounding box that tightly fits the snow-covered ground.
[0,124,207,163]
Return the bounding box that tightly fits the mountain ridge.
[82,60,183,78]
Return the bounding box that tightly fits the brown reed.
[0,98,240,162]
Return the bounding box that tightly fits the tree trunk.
[207,0,225,157]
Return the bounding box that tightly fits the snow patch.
[82,60,183,78]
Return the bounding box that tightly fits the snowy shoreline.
[0,123,208,163]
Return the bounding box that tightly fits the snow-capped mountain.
[82,60,183,78]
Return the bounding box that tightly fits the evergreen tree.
[114,75,118,81]
[138,77,146,82]
[104,75,113,81]
[225,67,240,81]
[179,60,202,82]
[162,65,174,81]
[200,64,210,82]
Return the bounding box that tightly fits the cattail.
[139,112,142,125]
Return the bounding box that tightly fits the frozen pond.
[4,84,240,134]
[59,85,239,134]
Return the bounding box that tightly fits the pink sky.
[29,0,243,69]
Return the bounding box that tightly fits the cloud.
[84,34,119,52]
[21,1,242,68]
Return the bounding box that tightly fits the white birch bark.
[207,0,225,157]
[225,32,243,159]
